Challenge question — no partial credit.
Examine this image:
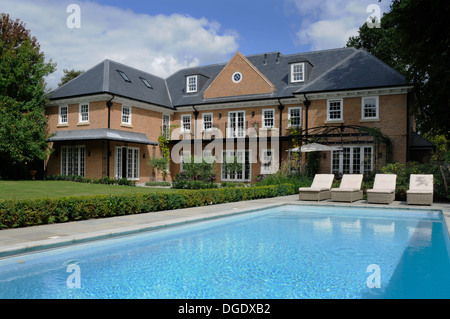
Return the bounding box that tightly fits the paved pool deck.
[0,195,449,258]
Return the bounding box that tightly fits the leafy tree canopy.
[0,13,56,178]
[58,69,84,87]
[347,0,450,139]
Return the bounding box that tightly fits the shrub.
[172,156,217,189]
[255,171,312,191]
[45,175,135,186]
[145,181,171,187]
[0,184,296,229]
[381,162,449,202]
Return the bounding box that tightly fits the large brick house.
[45,47,425,183]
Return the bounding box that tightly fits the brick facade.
[45,49,411,183]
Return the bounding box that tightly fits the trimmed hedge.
[0,183,296,229]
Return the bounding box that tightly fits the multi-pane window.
[186,75,197,93]
[362,96,379,119]
[162,115,171,139]
[331,146,373,175]
[261,149,275,174]
[327,99,343,121]
[181,115,191,132]
[180,151,191,172]
[222,150,251,181]
[115,147,140,180]
[262,109,275,128]
[61,146,85,177]
[79,103,89,123]
[122,106,131,125]
[288,107,302,127]
[59,105,68,124]
[228,111,245,138]
[202,113,213,130]
[291,63,305,82]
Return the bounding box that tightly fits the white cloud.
[2,0,240,89]
[286,0,392,51]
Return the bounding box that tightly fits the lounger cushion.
[407,190,433,194]
[310,174,335,189]
[409,174,433,191]
[367,188,394,194]
[331,188,361,192]
[299,187,330,192]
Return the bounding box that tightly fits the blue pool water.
[0,205,449,299]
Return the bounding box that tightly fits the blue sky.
[2,0,391,88]
[93,0,302,54]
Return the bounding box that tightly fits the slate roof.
[409,132,435,150]
[294,49,407,94]
[49,47,408,109]
[48,128,159,145]
[50,60,172,109]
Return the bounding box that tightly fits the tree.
[347,0,450,139]
[58,69,84,87]
[0,13,56,178]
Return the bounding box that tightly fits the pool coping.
[0,195,449,258]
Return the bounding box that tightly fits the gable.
[203,52,275,99]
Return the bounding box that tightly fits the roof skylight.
[140,77,153,89]
[117,70,131,83]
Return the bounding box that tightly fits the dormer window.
[117,70,131,83]
[291,62,305,83]
[186,75,198,93]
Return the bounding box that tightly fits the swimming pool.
[0,205,449,299]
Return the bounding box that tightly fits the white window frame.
[115,146,140,181]
[327,99,343,122]
[228,111,246,138]
[361,96,379,120]
[59,105,68,125]
[180,151,191,172]
[121,105,132,125]
[181,114,192,132]
[79,103,89,123]
[288,107,302,128]
[291,62,305,83]
[202,113,213,131]
[162,114,171,139]
[232,72,242,83]
[262,109,275,128]
[186,75,198,93]
[221,150,252,182]
[61,145,85,177]
[331,145,373,175]
[260,149,276,174]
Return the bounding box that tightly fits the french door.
[115,146,140,180]
[221,150,251,181]
[61,145,85,177]
[331,146,373,175]
[228,111,245,138]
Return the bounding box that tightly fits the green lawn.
[0,181,176,201]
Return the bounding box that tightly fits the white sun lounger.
[331,174,364,203]
[367,174,397,204]
[299,174,334,201]
[407,174,434,206]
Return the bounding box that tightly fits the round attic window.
[232,72,242,83]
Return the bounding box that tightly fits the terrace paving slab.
[0,195,449,258]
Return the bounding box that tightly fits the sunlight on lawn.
[0,181,174,201]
